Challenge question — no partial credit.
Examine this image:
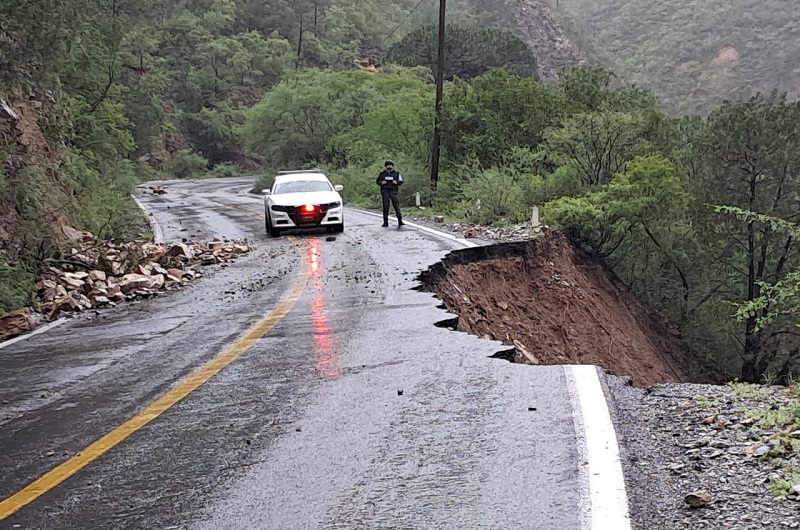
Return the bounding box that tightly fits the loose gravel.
[607,376,800,529]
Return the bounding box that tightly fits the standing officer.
[376,160,404,227]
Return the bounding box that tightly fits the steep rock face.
[0,90,77,249]
[494,0,586,81]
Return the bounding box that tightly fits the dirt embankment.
[420,230,713,386]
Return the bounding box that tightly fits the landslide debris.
[412,215,543,242]
[0,226,252,341]
[420,230,710,386]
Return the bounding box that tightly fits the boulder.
[88,270,107,282]
[0,308,35,341]
[119,274,153,294]
[168,243,192,259]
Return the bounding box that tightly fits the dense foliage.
[545,0,800,114]
[386,24,538,81]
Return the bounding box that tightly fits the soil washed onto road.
[420,229,712,386]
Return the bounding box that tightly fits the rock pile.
[36,234,251,320]
[412,217,545,242]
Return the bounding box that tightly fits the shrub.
[171,149,209,179]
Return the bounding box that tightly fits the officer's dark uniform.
[376,163,404,226]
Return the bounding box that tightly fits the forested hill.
[544,0,800,114]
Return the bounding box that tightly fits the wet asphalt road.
[0,178,582,529]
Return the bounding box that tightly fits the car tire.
[266,214,282,238]
[332,223,344,233]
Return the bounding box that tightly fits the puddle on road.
[306,238,341,379]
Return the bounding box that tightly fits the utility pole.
[430,0,446,189]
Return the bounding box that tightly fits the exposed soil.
[419,230,713,386]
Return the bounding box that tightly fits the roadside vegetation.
[543,0,800,115]
[734,382,800,499]
[3,0,800,385]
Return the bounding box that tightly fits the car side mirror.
[333,185,344,192]
[261,189,271,195]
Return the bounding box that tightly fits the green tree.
[442,68,565,168]
[541,111,656,188]
[692,93,800,382]
[386,24,538,81]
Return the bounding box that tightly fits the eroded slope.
[420,230,713,386]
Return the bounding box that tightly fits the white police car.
[262,170,344,237]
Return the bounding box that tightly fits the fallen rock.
[166,269,184,282]
[42,285,68,303]
[36,279,57,291]
[168,243,193,259]
[684,490,713,508]
[88,270,107,282]
[61,276,85,290]
[34,235,252,319]
[61,225,95,242]
[514,339,541,365]
[0,308,35,341]
[91,294,112,306]
[149,274,165,290]
[119,274,153,294]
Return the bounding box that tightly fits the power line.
[430,0,446,189]
[385,0,431,41]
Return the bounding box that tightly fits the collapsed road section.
[419,230,711,386]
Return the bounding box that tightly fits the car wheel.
[332,223,344,233]
[266,213,282,238]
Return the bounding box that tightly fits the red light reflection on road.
[306,238,340,378]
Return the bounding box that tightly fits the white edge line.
[131,193,165,244]
[0,318,68,351]
[363,207,632,530]
[567,365,632,530]
[348,209,480,248]
[565,366,593,529]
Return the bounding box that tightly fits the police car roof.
[273,172,329,183]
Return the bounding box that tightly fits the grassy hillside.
[546,0,800,114]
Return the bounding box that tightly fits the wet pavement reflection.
[306,238,340,378]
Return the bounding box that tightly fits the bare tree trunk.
[297,13,304,59]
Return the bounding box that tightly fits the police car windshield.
[273,180,332,194]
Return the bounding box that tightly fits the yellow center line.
[0,242,310,520]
